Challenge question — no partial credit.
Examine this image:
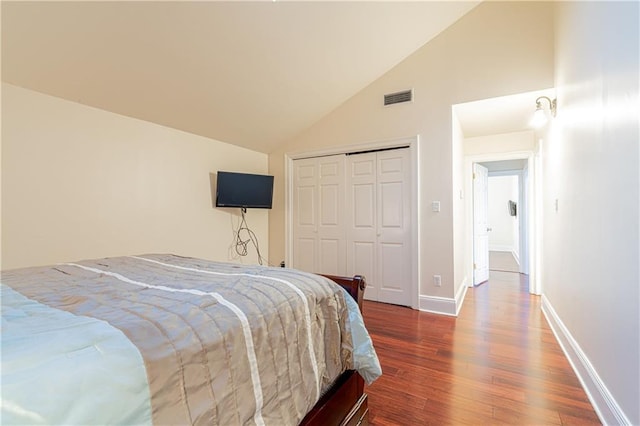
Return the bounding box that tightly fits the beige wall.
[1,84,269,269]
[464,130,535,156]
[269,1,554,301]
[543,2,639,424]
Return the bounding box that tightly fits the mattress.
[1,254,381,425]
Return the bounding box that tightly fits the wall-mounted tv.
[215,171,274,209]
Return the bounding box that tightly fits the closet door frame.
[285,136,420,310]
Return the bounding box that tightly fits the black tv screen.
[216,171,274,209]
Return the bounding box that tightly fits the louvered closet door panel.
[376,148,412,306]
[317,156,346,275]
[292,158,318,273]
[346,152,378,301]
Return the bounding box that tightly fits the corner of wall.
[419,276,468,317]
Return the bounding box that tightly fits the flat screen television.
[215,171,274,209]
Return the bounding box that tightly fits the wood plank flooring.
[363,271,601,425]
[489,251,520,273]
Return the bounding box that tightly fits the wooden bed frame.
[300,274,369,426]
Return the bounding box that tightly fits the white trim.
[511,249,520,266]
[284,152,292,270]
[420,275,468,317]
[454,278,468,316]
[412,137,421,311]
[285,136,420,310]
[419,295,457,316]
[541,295,631,426]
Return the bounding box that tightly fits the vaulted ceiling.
[2,1,481,154]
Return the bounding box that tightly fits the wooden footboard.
[321,274,366,311]
[299,274,369,426]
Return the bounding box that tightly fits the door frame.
[284,135,421,309]
[464,150,541,295]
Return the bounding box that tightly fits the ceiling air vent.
[384,89,413,106]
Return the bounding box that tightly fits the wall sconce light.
[530,96,557,128]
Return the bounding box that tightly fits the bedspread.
[1,254,381,425]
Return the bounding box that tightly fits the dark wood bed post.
[319,274,366,311]
[300,274,369,426]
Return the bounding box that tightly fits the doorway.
[454,89,551,296]
[483,162,527,275]
[467,152,537,294]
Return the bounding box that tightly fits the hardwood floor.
[489,251,520,273]
[363,271,601,425]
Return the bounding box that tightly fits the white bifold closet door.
[346,148,412,306]
[292,148,412,306]
[292,154,346,276]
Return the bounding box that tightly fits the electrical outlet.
[433,275,442,287]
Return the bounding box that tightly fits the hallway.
[489,250,520,273]
[363,271,600,425]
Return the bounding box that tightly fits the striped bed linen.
[1,254,381,425]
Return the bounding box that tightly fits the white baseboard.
[541,295,631,426]
[454,279,468,316]
[511,250,520,266]
[419,295,457,316]
[419,279,468,317]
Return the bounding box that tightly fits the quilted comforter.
[1,254,381,425]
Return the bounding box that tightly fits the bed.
[1,254,381,425]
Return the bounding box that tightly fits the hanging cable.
[234,207,268,265]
